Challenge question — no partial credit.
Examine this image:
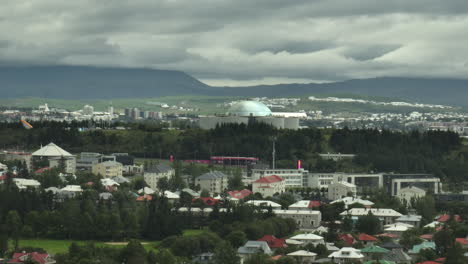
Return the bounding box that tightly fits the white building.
[307,173,383,190]
[246,200,282,209]
[61,185,83,192]
[92,161,123,178]
[397,186,426,204]
[251,168,307,188]
[83,105,94,115]
[340,208,403,225]
[13,178,41,190]
[287,250,317,263]
[143,164,175,190]
[328,247,364,263]
[331,196,374,209]
[32,142,76,174]
[252,175,285,197]
[289,200,321,211]
[289,233,325,245]
[274,210,322,229]
[327,181,357,201]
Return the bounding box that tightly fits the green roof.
[364,261,396,264]
[361,246,390,254]
[410,241,436,254]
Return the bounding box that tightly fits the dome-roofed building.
[227,101,272,117]
[32,142,76,174]
[199,100,302,130]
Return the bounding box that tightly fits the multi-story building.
[397,186,426,204]
[383,174,441,196]
[92,161,123,178]
[195,171,228,195]
[274,210,322,229]
[252,175,285,197]
[76,152,102,172]
[251,168,307,188]
[143,164,175,190]
[307,173,383,191]
[327,181,357,201]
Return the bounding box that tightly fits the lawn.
[14,229,209,254]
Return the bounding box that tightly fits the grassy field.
[14,229,209,254]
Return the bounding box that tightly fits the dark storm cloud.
[1,0,468,85]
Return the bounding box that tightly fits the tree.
[445,242,465,264]
[121,240,147,264]
[226,230,247,248]
[434,229,454,256]
[200,189,210,198]
[148,249,177,264]
[355,212,381,235]
[0,224,8,257]
[244,253,274,264]
[276,256,298,264]
[157,177,170,192]
[228,168,244,190]
[6,210,22,250]
[212,241,240,264]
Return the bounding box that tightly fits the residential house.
[195,171,228,195]
[228,189,253,201]
[246,200,282,209]
[408,242,436,261]
[92,161,123,178]
[238,241,272,263]
[13,178,41,190]
[252,175,285,197]
[8,252,56,264]
[289,233,325,245]
[100,178,120,191]
[331,196,374,209]
[289,200,321,210]
[357,233,378,246]
[287,250,317,264]
[327,181,357,201]
[396,214,422,228]
[340,208,403,225]
[257,235,287,249]
[455,237,468,250]
[273,210,322,229]
[384,223,414,236]
[143,164,175,190]
[328,247,364,263]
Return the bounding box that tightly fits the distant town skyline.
[1,1,468,86]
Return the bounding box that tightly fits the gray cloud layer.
[1,0,468,85]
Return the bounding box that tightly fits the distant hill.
[0,65,211,99]
[1,65,468,108]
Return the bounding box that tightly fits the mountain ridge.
[1,65,468,108]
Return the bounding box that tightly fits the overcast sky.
[2,0,468,86]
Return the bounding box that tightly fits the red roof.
[254,175,284,184]
[34,167,51,174]
[417,262,440,264]
[271,255,283,260]
[455,238,468,245]
[357,233,378,241]
[136,195,153,201]
[437,214,461,223]
[257,235,287,248]
[420,234,433,240]
[193,197,219,206]
[10,252,51,264]
[228,189,253,200]
[435,257,446,263]
[309,201,321,208]
[376,233,399,238]
[338,234,354,246]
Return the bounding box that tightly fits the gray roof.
[383,249,412,262]
[112,175,131,184]
[196,171,227,181]
[146,164,174,173]
[381,241,403,250]
[396,214,422,222]
[99,192,113,200]
[238,241,272,255]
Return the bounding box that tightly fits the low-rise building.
[288,200,321,210]
[92,161,123,178]
[143,164,175,190]
[246,200,282,209]
[13,178,41,190]
[195,171,228,195]
[331,196,374,209]
[287,250,317,263]
[289,233,324,245]
[396,214,422,228]
[328,247,364,263]
[340,208,403,225]
[252,175,285,197]
[328,181,357,201]
[238,241,272,262]
[397,186,426,204]
[251,168,307,188]
[273,210,322,229]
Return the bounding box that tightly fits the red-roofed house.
[34,167,52,174]
[435,257,446,263]
[437,214,461,223]
[192,197,219,206]
[357,233,378,246]
[271,255,283,261]
[257,235,287,249]
[417,261,441,264]
[420,234,433,241]
[8,252,55,264]
[455,237,468,249]
[136,195,153,202]
[228,189,253,200]
[338,234,355,246]
[252,175,285,197]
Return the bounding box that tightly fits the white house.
[32,142,76,174]
[238,241,272,263]
[13,178,41,190]
[328,181,357,201]
[331,196,374,209]
[340,208,403,225]
[252,175,285,197]
[287,250,317,263]
[328,247,364,263]
[289,233,325,245]
[246,200,282,209]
